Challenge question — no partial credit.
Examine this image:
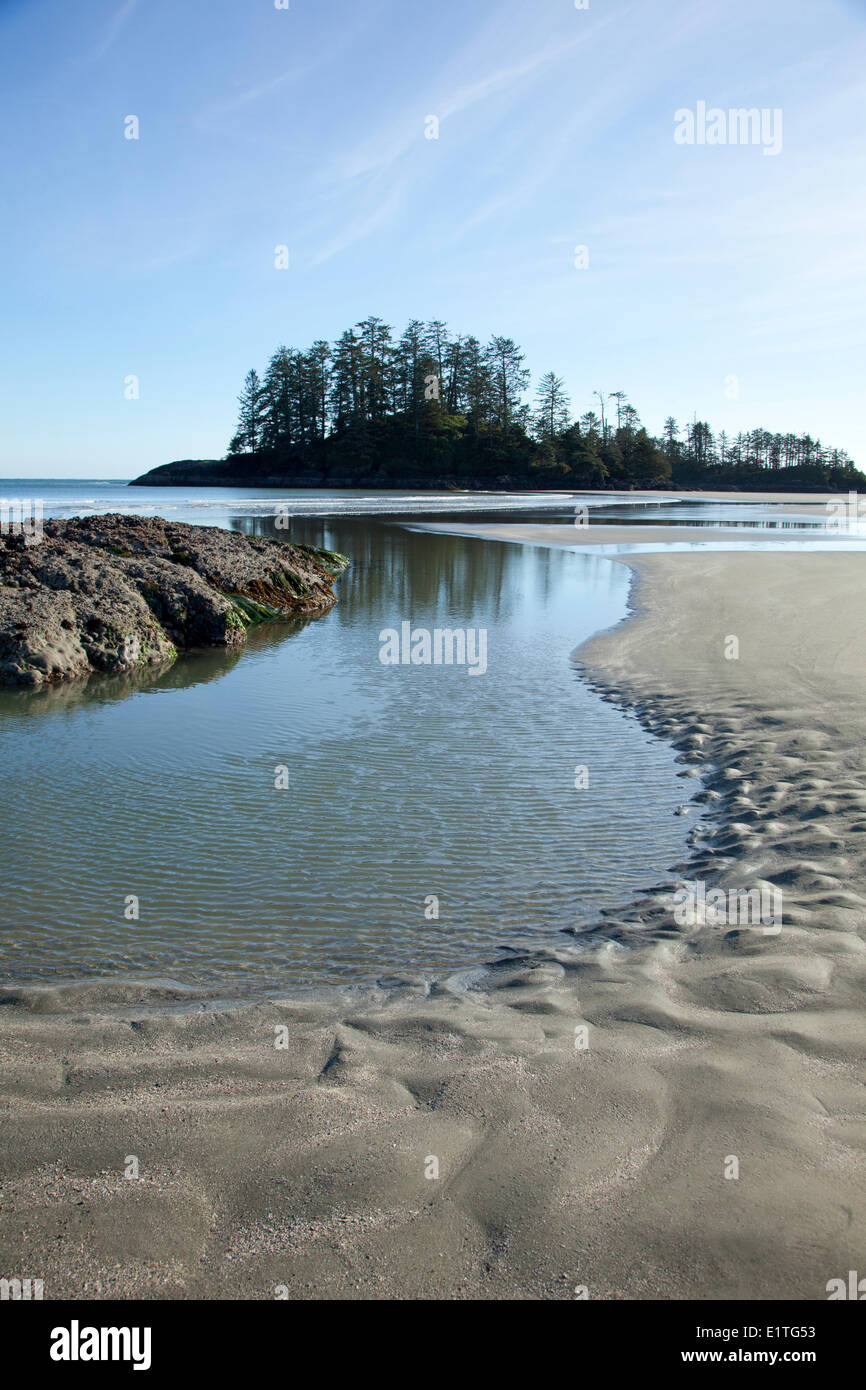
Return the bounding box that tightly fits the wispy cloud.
[302,13,616,264]
[93,0,139,60]
[308,187,404,266]
[329,28,607,187]
[200,66,308,120]
[196,0,388,130]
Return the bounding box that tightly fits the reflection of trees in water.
[6,519,623,721]
[229,514,576,624]
[3,512,641,722]
[0,616,312,719]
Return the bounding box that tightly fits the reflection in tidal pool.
[0,517,691,995]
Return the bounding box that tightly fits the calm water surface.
[0,506,695,995]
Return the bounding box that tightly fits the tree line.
[227,316,862,490]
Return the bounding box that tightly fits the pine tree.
[488,337,529,441]
[308,340,332,442]
[229,369,267,455]
[534,372,571,440]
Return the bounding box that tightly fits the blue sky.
[1,0,864,478]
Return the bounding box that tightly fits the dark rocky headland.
[129,454,866,493]
[0,514,349,688]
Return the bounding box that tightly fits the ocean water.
[2,479,657,524]
[2,479,855,529]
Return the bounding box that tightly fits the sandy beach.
[2,530,865,1301]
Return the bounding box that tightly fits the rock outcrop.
[0,514,349,688]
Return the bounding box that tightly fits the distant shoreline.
[128,459,862,495]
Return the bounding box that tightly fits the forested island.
[131,317,863,491]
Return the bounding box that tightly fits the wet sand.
[1,531,865,1300]
[417,521,845,549]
